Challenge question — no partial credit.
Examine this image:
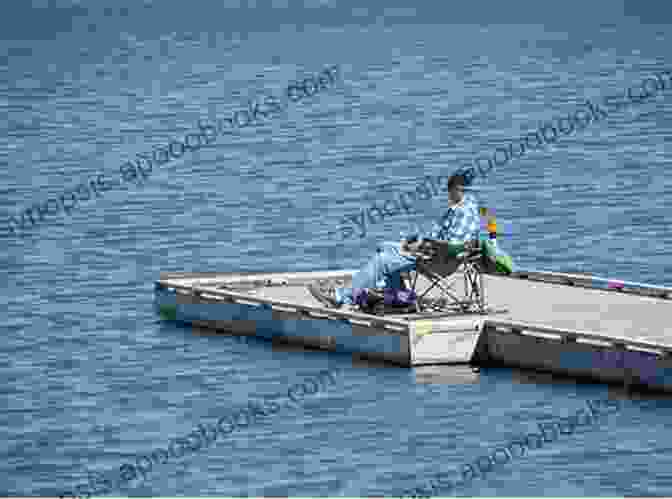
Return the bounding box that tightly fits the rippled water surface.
[1,0,671,496]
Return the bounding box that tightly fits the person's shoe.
[307,280,341,308]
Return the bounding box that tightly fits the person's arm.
[400,209,453,254]
[400,222,431,251]
[401,238,424,253]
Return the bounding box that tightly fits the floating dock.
[155,268,672,392]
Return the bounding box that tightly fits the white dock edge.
[411,318,485,365]
[474,319,672,392]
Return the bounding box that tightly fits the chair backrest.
[418,258,462,280]
[413,240,463,278]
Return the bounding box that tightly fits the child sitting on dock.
[308,173,515,309]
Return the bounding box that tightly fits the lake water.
[1,0,671,496]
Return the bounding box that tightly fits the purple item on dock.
[352,288,370,307]
[383,288,417,306]
[351,288,417,308]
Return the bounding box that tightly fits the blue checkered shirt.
[425,193,481,242]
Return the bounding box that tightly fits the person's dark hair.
[447,173,467,191]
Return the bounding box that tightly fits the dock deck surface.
[483,274,672,346]
[159,270,672,356]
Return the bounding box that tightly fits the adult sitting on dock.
[308,173,511,309]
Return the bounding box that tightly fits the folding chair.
[402,239,494,314]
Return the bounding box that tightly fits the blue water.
[2,0,672,496]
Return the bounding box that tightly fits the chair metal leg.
[459,262,487,313]
[418,272,465,312]
[404,270,426,312]
[478,270,486,312]
[467,265,486,313]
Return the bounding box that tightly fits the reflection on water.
[414,364,481,385]
[503,366,672,401]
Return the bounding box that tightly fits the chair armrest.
[404,240,438,259]
[409,239,484,265]
[428,238,475,253]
